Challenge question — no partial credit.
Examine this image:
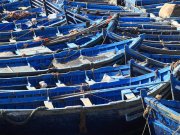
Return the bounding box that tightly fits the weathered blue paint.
[141,91,180,135]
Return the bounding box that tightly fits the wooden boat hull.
[2,7,44,22]
[64,1,124,11]
[141,92,180,135]
[0,37,138,77]
[171,74,180,101]
[0,13,119,58]
[0,64,130,89]
[0,82,170,134]
[125,45,180,64]
[125,0,172,6]
[0,21,85,42]
[0,15,66,31]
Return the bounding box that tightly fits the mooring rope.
[0,106,47,126]
[142,94,162,135]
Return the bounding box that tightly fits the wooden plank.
[26,85,36,90]
[85,79,96,85]
[125,93,136,100]
[121,89,136,100]
[56,83,66,87]
[80,98,93,107]
[44,101,54,109]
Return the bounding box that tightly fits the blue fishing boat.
[85,13,151,20]
[117,22,180,37]
[129,36,180,55]
[118,24,180,35]
[0,63,130,90]
[0,23,89,45]
[0,32,103,58]
[0,0,30,13]
[0,15,118,58]
[119,23,177,30]
[125,0,174,6]
[0,22,86,42]
[64,0,124,12]
[0,13,66,31]
[0,59,154,90]
[0,36,139,76]
[141,90,180,135]
[137,43,180,55]
[171,63,180,101]
[141,42,180,50]
[0,65,171,134]
[122,34,180,44]
[80,9,145,17]
[0,0,179,134]
[0,8,116,42]
[125,45,180,64]
[144,34,180,42]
